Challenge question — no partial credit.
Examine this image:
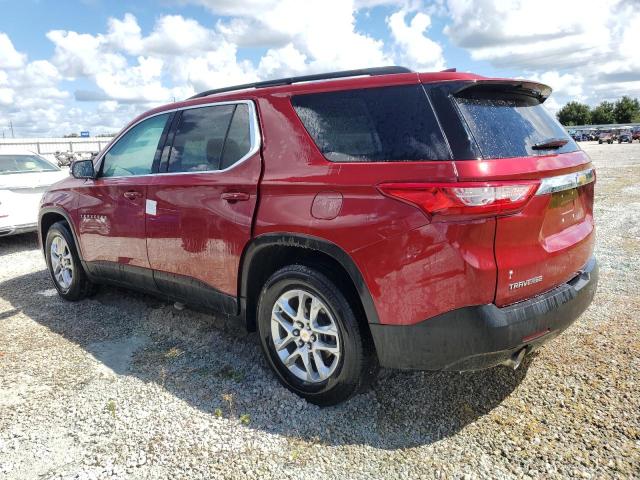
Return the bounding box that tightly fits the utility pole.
[9,120,14,138]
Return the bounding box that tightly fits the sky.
[0,0,638,137]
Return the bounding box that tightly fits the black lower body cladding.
[370,257,598,371]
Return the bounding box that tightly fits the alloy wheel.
[50,235,74,291]
[270,289,341,383]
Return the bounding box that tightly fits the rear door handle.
[221,192,250,202]
[123,190,143,200]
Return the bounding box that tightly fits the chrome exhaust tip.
[502,348,527,370]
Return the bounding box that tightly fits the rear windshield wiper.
[531,138,569,150]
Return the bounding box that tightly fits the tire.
[45,221,97,301]
[257,264,377,406]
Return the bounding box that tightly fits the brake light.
[377,181,539,220]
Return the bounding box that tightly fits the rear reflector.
[378,181,539,220]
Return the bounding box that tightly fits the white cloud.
[142,15,217,55]
[258,43,309,78]
[443,0,640,105]
[188,0,393,72]
[105,13,143,54]
[387,10,445,71]
[0,33,26,69]
[170,42,256,93]
[21,0,640,135]
[1,1,450,135]
[0,34,71,135]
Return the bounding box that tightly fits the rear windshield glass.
[0,154,59,174]
[291,85,450,162]
[454,92,578,158]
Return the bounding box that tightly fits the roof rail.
[188,66,413,100]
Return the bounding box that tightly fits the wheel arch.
[239,233,380,333]
[39,208,82,259]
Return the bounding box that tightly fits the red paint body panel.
[75,177,151,268]
[351,220,497,326]
[453,150,594,306]
[145,152,261,296]
[252,94,496,325]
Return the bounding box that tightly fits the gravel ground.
[1,141,639,479]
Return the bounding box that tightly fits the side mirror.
[71,159,96,179]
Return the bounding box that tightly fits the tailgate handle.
[222,192,250,202]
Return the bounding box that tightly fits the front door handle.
[123,190,142,200]
[221,192,250,202]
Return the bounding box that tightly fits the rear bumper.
[370,257,598,371]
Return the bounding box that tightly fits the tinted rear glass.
[220,104,252,170]
[168,105,235,173]
[454,92,578,158]
[291,85,450,162]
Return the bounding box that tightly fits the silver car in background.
[0,149,68,237]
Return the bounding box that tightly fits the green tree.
[613,96,640,123]
[591,101,616,125]
[556,101,591,126]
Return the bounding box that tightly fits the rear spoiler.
[453,80,552,103]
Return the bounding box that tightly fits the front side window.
[291,85,451,162]
[101,113,169,178]
[0,154,59,174]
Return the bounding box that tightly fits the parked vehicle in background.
[632,127,640,142]
[618,130,633,143]
[598,131,615,144]
[54,151,74,167]
[38,66,598,405]
[0,149,68,236]
[55,151,97,168]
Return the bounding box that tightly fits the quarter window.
[220,104,252,170]
[101,113,169,178]
[292,85,451,162]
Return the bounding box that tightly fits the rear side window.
[292,85,450,162]
[167,103,253,173]
[454,92,578,158]
[220,104,251,170]
[168,105,235,173]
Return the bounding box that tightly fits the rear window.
[454,92,578,158]
[167,103,253,173]
[168,105,235,173]
[291,85,450,162]
[0,154,59,174]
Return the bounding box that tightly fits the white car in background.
[0,150,68,237]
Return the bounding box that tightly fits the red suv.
[39,67,598,405]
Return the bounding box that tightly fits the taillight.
[377,181,539,220]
